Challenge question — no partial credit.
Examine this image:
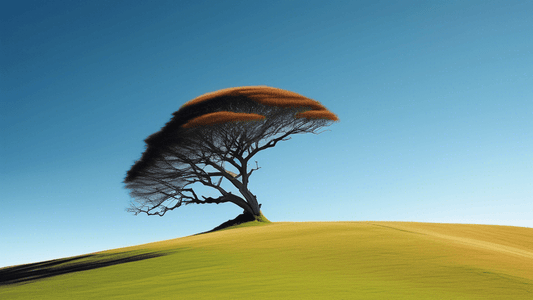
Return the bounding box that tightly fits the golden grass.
[2,222,531,299]
[182,111,265,128]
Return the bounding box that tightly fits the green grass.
[200,211,271,233]
[1,222,532,299]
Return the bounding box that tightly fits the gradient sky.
[1,0,532,268]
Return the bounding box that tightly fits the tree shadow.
[0,250,167,285]
[196,211,270,235]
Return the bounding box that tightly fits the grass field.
[1,222,532,299]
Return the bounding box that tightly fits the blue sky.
[1,0,532,268]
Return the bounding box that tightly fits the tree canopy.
[124,86,338,218]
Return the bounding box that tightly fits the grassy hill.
[1,222,532,299]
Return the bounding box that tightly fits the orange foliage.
[181,86,327,111]
[295,110,339,121]
[248,97,326,110]
[182,111,266,128]
[181,87,247,108]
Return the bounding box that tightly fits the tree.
[124,86,338,219]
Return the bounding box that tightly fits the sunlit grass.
[1,222,532,299]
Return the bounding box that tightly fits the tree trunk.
[222,165,261,216]
[225,193,255,216]
[240,188,261,216]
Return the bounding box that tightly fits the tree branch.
[247,161,261,177]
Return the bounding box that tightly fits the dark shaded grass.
[0,212,267,285]
[198,211,271,234]
[0,251,166,285]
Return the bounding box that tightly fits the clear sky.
[1,0,532,268]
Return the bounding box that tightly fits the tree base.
[204,211,270,233]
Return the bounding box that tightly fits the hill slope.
[1,222,532,299]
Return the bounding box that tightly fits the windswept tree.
[125,86,338,219]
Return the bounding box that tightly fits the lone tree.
[124,86,338,220]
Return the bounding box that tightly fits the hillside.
[1,222,532,299]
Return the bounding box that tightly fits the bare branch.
[247,161,261,177]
